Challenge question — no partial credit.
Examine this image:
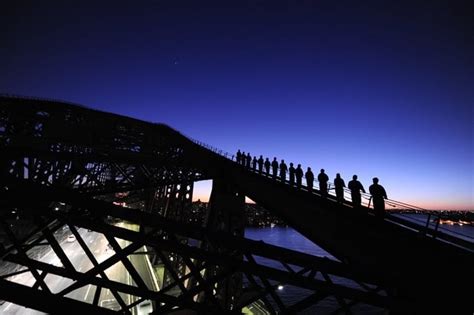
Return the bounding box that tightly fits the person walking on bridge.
[334,173,346,203]
[252,156,257,171]
[289,163,295,186]
[369,177,387,218]
[271,157,278,180]
[236,150,242,164]
[295,164,303,189]
[241,152,246,166]
[257,155,264,174]
[246,153,251,168]
[264,158,271,176]
[305,167,314,192]
[348,175,365,208]
[279,160,288,182]
[318,169,329,196]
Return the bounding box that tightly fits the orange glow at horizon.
[192,180,472,210]
[192,180,256,204]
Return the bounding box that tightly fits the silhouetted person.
[369,177,387,218]
[279,160,288,182]
[236,150,242,164]
[257,155,264,173]
[295,164,303,189]
[271,157,278,180]
[318,169,329,196]
[264,158,271,175]
[348,175,365,207]
[246,153,251,168]
[241,152,246,166]
[289,163,295,186]
[334,173,346,203]
[252,156,257,170]
[305,167,314,192]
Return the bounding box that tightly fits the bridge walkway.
[182,137,474,312]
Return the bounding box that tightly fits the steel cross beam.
[0,97,208,202]
[0,180,391,314]
[0,278,118,315]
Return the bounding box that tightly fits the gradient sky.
[1,1,473,210]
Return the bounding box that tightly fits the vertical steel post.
[203,178,245,310]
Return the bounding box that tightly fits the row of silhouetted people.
[235,150,388,216]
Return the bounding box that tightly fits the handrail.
[185,137,474,250]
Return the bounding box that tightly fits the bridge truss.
[0,96,472,314]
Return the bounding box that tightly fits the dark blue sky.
[1,1,473,209]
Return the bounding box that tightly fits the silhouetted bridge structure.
[0,96,473,314]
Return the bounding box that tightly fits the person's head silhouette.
[353,175,358,180]
[373,177,379,184]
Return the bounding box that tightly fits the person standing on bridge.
[264,158,271,175]
[318,169,329,196]
[369,177,387,218]
[289,163,295,186]
[295,164,303,189]
[334,173,346,203]
[236,150,242,164]
[305,167,314,192]
[257,155,264,174]
[279,160,288,182]
[252,156,257,171]
[348,175,365,208]
[241,152,246,166]
[271,157,278,180]
[246,153,252,168]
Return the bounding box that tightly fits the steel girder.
[0,96,206,197]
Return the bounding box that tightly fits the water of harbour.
[244,214,474,314]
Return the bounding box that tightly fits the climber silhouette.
[279,160,288,182]
[348,175,365,208]
[289,163,295,186]
[369,177,387,218]
[295,164,303,189]
[257,155,264,174]
[264,158,271,175]
[305,167,314,191]
[271,157,278,180]
[334,173,346,203]
[318,169,329,196]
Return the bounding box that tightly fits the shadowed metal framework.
[0,96,472,314]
